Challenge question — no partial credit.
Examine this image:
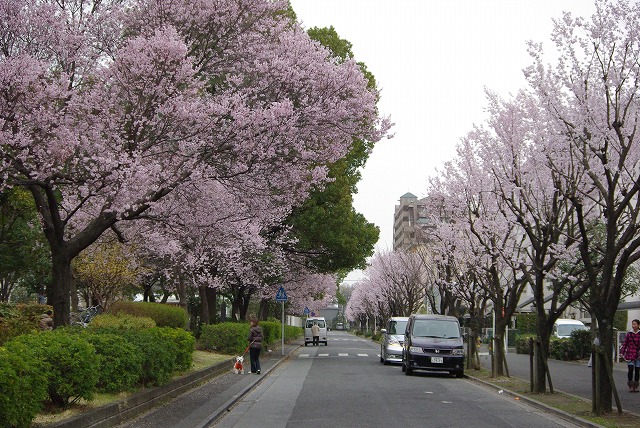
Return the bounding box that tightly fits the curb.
[466,374,604,428]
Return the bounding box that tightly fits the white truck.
[304,317,328,346]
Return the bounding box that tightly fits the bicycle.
[70,304,102,327]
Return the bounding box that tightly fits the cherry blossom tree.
[0,0,388,326]
[525,0,640,411]
[428,138,529,377]
[474,91,587,392]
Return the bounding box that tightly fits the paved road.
[212,331,582,428]
[480,349,640,415]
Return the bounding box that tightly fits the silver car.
[380,317,409,364]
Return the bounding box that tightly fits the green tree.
[0,188,50,302]
[282,25,381,274]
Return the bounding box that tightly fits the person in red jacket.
[620,319,640,392]
[248,317,263,374]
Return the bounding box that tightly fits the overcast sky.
[288,0,596,281]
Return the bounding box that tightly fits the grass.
[467,368,640,428]
[32,350,232,426]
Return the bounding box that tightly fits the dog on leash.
[233,356,244,374]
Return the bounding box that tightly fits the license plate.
[431,356,443,364]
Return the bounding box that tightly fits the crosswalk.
[298,352,375,358]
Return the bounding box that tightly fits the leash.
[242,339,256,356]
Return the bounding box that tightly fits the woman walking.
[620,319,640,392]
[248,317,263,374]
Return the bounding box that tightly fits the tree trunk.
[51,250,72,327]
[595,318,615,412]
[258,298,269,321]
[204,286,217,324]
[492,317,508,377]
[199,286,210,325]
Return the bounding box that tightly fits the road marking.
[299,354,310,358]
[357,353,368,357]
[338,353,349,357]
[318,353,329,357]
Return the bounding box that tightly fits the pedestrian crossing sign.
[275,286,288,302]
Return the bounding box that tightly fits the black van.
[401,314,464,378]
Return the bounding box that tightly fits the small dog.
[233,356,244,374]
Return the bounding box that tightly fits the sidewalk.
[45,340,303,428]
[475,346,640,417]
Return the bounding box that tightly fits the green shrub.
[154,327,196,371]
[284,325,303,340]
[570,329,592,360]
[83,333,143,393]
[198,322,249,355]
[549,338,578,361]
[0,303,53,345]
[0,344,48,428]
[515,334,535,354]
[118,328,176,386]
[515,313,538,335]
[260,321,281,344]
[5,330,98,407]
[110,301,189,328]
[371,332,382,342]
[88,313,156,330]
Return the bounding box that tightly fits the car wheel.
[455,369,464,378]
[405,363,413,375]
[401,360,406,372]
[304,342,308,347]
[380,350,384,364]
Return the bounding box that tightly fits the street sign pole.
[275,286,288,356]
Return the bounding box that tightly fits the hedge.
[198,321,303,355]
[0,344,48,428]
[198,322,249,355]
[154,327,196,371]
[110,301,189,328]
[83,333,143,393]
[5,330,99,407]
[88,313,156,330]
[116,328,177,386]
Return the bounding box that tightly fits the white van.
[553,319,588,338]
[304,317,328,346]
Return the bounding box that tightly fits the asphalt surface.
[214,332,584,428]
[112,338,639,428]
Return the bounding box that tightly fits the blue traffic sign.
[275,286,288,302]
[303,306,310,315]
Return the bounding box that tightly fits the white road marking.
[338,353,349,357]
[299,354,310,358]
[357,353,368,357]
[318,353,329,357]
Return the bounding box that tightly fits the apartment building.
[393,192,431,251]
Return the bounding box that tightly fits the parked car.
[401,314,464,378]
[380,317,409,364]
[304,317,328,346]
[553,319,588,339]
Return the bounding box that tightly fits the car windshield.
[306,320,325,328]
[557,324,586,337]
[412,320,460,338]
[389,320,407,335]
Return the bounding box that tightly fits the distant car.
[335,322,345,330]
[304,317,328,346]
[380,317,409,365]
[553,319,588,339]
[401,314,465,378]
